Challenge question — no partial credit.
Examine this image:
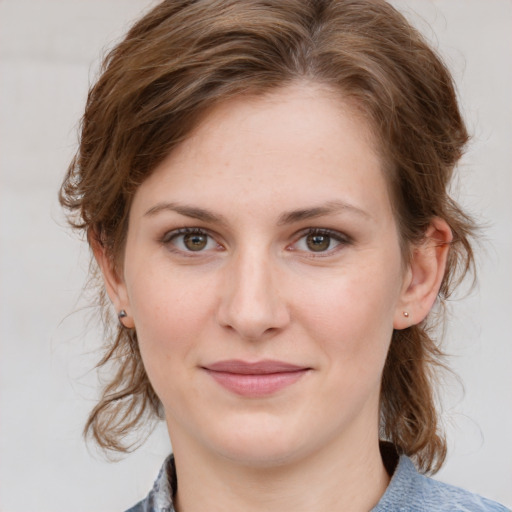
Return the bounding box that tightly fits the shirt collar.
[141,446,415,512]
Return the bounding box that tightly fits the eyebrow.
[144,199,372,225]
[277,200,372,225]
[144,202,228,225]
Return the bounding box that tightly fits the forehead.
[183,83,378,167]
[130,83,391,222]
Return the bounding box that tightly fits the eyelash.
[160,228,223,256]
[290,228,352,257]
[160,227,351,256]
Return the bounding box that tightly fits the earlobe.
[393,218,452,330]
[90,231,135,329]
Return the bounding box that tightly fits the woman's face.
[113,84,412,465]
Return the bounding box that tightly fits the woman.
[60,0,508,510]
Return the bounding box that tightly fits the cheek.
[124,267,220,413]
[125,263,218,365]
[292,261,401,368]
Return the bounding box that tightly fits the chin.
[204,416,317,468]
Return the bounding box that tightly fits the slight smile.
[202,360,312,397]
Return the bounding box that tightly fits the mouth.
[201,359,311,397]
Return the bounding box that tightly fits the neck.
[171,427,390,512]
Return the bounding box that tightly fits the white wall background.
[0,1,510,510]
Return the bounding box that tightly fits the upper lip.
[203,359,309,375]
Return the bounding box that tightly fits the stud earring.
[403,311,409,318]
[118,309,128,326]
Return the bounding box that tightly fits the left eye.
[164,229,219,252]
[293,230,346,253]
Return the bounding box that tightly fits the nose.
[216,248,290,340]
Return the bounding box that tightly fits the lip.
[202,359,311,397]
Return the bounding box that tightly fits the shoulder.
[373,455,510,512]
[124,502,144,512]
[124,455,176,512]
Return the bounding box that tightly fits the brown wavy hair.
[60,0,476,473]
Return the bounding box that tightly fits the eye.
[292,228,349,254]
[304,233,332,252]
[162,228,221,253]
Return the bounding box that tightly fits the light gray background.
[0,1,511,510]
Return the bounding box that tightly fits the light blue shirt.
[126,452,509,511]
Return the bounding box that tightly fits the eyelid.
[161,227,207,243]
[160,227,224,254]
[159,226,351,257]
[289,227,352,256]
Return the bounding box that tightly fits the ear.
[90,232,135,329]
[393,218,452,330]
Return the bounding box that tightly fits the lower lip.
[204,369,309,397]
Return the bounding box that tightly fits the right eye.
[162,228,221,253]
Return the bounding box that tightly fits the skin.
[96,83,451,512]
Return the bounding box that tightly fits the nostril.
[216,291,290,340]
